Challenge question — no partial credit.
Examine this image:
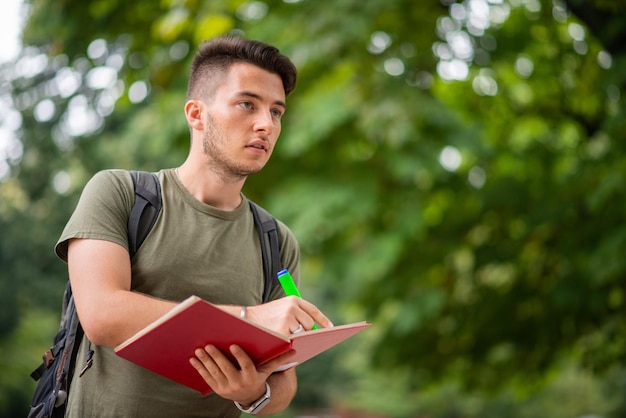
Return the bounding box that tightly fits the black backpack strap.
[128,171,162,258]
[249,201,282,303]
[29,281,85,416]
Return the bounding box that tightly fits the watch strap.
[234,382,271,415]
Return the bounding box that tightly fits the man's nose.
[253,110,276,134]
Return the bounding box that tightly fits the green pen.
[277,269,318,330]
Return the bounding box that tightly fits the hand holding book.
[114,296,370,394]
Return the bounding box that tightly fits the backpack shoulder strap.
[128,171,162,258]
[249,201,282,303]
[29,281,86,416]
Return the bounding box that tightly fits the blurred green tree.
[2,0,626,416]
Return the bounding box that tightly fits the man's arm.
[68,238,333,345]
[261,369,297,415]
[68,238,176,346]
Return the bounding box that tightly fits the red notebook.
[114,296,371,395]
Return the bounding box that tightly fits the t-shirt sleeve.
[55,170,135,262]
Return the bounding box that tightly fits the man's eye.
[271,109,283,118]
[240,101,253,109]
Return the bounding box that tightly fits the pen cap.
[277,269,302,298]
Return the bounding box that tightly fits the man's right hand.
[246,296,333,335]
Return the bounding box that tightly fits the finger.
[297,299,334,329]
[194,346,220,371]
[228,344,256,374]
[291,324,304,334]
[190,347,225,386]
[204,344,241,377]
[228,345,272,394]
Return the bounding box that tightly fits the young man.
[55,36,332,417]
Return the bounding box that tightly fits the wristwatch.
[234,382,271,415]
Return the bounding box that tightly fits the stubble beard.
[201,116,262,183]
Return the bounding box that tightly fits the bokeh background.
[2,0,626,416]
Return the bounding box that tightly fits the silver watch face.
[249,396,270,414]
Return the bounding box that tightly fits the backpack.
[28,170,283,418]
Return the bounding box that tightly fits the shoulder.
[79,170,135,205]
[85,169,132,189]
[55,170,137,261]
[276,219,298,248]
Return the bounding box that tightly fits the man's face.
[200,62,286,180]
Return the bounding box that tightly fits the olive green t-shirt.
[55,169,300,418]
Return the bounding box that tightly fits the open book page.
[289,322,370,363]
[273,322,371,371]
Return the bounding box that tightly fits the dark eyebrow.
[237,91,286,109]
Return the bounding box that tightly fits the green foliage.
[3,0,626,416]
[0,309,58,417]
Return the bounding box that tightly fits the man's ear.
[184,100,204,131]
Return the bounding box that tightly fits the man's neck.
[175,165,246,211]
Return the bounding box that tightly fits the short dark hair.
[186,35,297,101]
